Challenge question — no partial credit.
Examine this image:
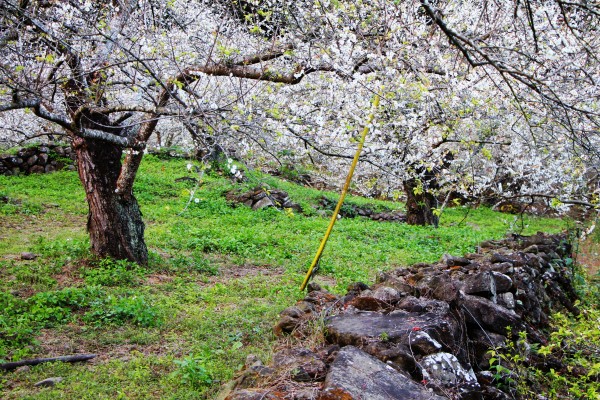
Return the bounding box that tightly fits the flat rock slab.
[461,294,521,335]
[319,346,445,400]
[326,312,458,352]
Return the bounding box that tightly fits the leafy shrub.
[489,304,600,398]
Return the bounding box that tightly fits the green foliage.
[84,294,162,328]
[82,258,144,286]
[0,286,104,360]
[172,354,213,387]
[488,304,600,399]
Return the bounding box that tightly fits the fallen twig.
[0,354,97,371]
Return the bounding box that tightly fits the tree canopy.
[1,0,598,261]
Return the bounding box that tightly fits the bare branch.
[0,98,72,129]
[181,62,334,85]
[497,193,598,209]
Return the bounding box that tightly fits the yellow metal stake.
[300,93,381,291]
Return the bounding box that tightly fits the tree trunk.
[73,136,148,264]
[403,178,439,227]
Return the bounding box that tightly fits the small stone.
[21,252,37,260]
[29,165,45,174]
[274,315,301,335]
[371,286,401,302]
[444,254,471,267]
[272,348,326,382]
[252,196,274,210]
[34,377,63,387]
[15,365,31,373]
[280,306,304,319]
[27,155,38,166]
[347,296,387,311]
[38,153,49,165]
[498,292,516,309]
[409,330,443,355]
[420,352,478,387]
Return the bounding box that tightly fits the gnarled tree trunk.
[72,136,148,264]
[403,178,439,227]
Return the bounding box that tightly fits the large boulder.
[319,346,445,400]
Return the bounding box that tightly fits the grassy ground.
[0,155,571,399]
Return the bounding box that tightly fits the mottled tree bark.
[72,136,148,264]
[403,178,439,227]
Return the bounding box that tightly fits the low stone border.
[220,233,579,399]
[0,144,76,176]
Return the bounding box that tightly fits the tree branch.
[0,98,72,130]
[79,128,142,149]
[0,354,97,371]
[231,43,294,66]
[497,193,598,209]
[182,63,334,85]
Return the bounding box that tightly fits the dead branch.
[0,354,97,371]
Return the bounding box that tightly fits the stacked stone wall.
[221,233,579,400]
[0,144,76,176]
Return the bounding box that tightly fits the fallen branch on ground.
[0,354,97,371]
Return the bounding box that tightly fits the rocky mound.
[219,233,579,400]
[226,187,303,212]
[318,196,406,223]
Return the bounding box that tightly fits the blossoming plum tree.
[0,0,598,263]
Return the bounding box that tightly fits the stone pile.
[319,196,406,223]
[220,233,579,400]
[226,187,303,213]
[0,144,76,176]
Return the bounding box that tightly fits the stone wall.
[220,233,579,400]
[0,144,76,176]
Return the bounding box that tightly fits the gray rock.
[21,252,37,260]
[38,153,49,165]
[409,330,443,355]
[443,254,471,267]
[252,196,274,210]
[421,352,477,387]
[498,292,515,309]
[326,311,458,351]
[460,272,513,296]
[272,348,326,382]
[371,286,401,302]
[418,273,460,302]
[319,346,445,400]
[27,155,38,166]
[461,294,521,335]
[34,377,63,387]
[29,165,45,174]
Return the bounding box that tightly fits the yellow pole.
[300,93,381,291]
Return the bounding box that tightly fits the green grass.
[0,155,571,399]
